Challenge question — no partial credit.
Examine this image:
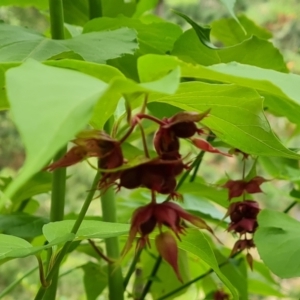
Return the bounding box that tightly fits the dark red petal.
[192,138,231,157]
[245,176,268,194]
[223,180,246,200]
[167,110,210,125]
[154,127,180,156]
[170,122,198,138]
[246,252,254,271]
[44,146,86,171]
[155,232,182,283]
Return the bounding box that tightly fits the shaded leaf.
[211,14,272,46]
[172,29,287,72]
[0,213,48,238]
[0,24,138,63]
[254,209,300,278]
[83,15,182,54]
[82,262,108,300]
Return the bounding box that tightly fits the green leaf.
[172,29,287,72]
[149,81,299,159]
[141,249,194,299]
[4,60,108,201]
[82,262,108,300]
[0,24,138,63]
[0,0,47,8]
[0,233,74,261]
[172,10,217,49]
[11,171,52,206]
[0,234,33,260]
[62,0,89,26]
[139,54,300,132]
[180,181,228,208]
[248,279,286,297]
[218,0,246,33]
[259,156,300,181]
[0,213,48,238]
[215,251,248,300]
[133,0,159,18]
[178,229,238,299]
[43,220,130,242]
[83,15,182,55]
[63,28,138,64]
[0,24,68,62]
[211,14,272,46]
[254,209,300,278]
[181,194,225,221]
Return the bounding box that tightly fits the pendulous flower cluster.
[44,108,230,281]
[222,155,268,269]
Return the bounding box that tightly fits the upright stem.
[34,172,101,300]
[45,0,65,296]
[88,0,103,19]
[101,188,124,300]
[49,0,65,40]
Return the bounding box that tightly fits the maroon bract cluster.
[44,109,230,281]
[213,290,230,300]
[122,201,215,282]
[44,130,123,172]
[223,166,267,269]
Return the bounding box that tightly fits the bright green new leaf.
[211,14,272,46]
[4,60,108,200]
[178,229,238,299]
[43,220,130,242]
[255,209,300,278]
[149,81,299,158]
[172,29,287,72]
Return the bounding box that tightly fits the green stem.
[123,248,143,289]
[101,188,124,300]
[49,0,65,40]
[139,256,162,300]
[44,0,65,297]
[44,147,67,299]
[283,200,297,213]
[34,172,101,300]
[88,0,102,19]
